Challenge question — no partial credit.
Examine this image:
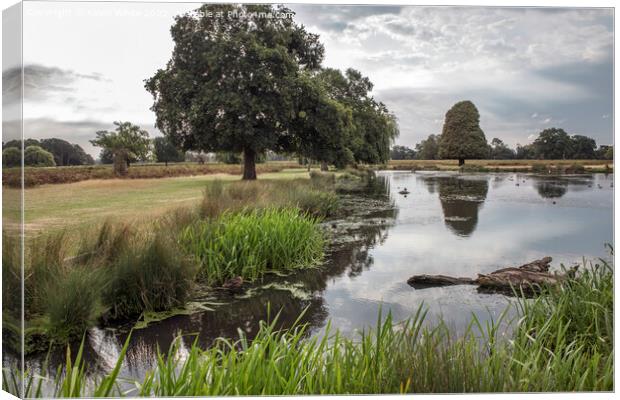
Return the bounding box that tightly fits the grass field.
[3,169,314,233]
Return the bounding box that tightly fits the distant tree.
[596,145,613,160]
[531,128,573,159]
[2,147,21,167]
[4,138,42,149]
[569,135,597,159]
[99,148,114,164]
[415,134,441,160]
[153,136,185,166]
[515,143,535,159]
[489,137,515,159]
[390,145,416,160]
[39,138,94,166]
[438,101,488,166]
[90,121,151,176]
[24,145,56,167]
[145,4,325,180]
[215,152,242,164]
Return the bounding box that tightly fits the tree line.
[2,138,94,168]
[391,105,613,162]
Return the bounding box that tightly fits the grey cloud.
[290,4,402,32]
[3,64,105,105]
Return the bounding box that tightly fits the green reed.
[7,257,612,397]
[182,208,325,285]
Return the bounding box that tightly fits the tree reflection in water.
[419,175,489,237]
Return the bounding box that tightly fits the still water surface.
[22,171,614,383]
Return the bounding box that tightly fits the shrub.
[563,163,586,174]
[100,230,198,319]
[2,147,21,167]
[530,163,549,173]
[24,145,56,167]
[182,208,324,285]
[43,267,103,342]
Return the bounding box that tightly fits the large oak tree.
[145,4,324,180]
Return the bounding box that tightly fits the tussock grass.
[200,177,339,219]
[6,258,612,396]
[182,208,324,285]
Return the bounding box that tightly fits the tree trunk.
[165,160,168,167]
[113,153,128,177]
[242,148,257,180]
[458,158,465,166]
[320,161,328,171]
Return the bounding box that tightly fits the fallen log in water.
[407,257,575,295]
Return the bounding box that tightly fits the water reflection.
[419,175,489,237]
[531,175,594,199]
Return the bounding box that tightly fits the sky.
[3,2,614,158]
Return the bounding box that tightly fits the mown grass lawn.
[3,169,314,233]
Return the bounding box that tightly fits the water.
[16,171,614,387]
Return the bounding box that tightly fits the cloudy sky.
[3,2,614,158]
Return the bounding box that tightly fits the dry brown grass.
[3,161,300,188]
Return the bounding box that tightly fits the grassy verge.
[3,161,301,188]
[5,258,612,396]
[3,169,323,234]
[3,171,353,349]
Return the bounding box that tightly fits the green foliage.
[532,128,574,159]
[153,136,185,165]
[14,259,613,396]
[414,134,441,160]
[182,208,324,285]
[100,228,198,319]
[488,137,515,159]
[596,145,613,160]
[39,138,94,166]
[2,147,21,167]
[90,121,151,175]
[24,145,56,167]
[315,68,399,166]
[43,267,103,342]
[200,178,339,219]
[439,100,488,164]
[390,145,416,160]
[145,4,325,179]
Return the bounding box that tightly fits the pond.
[16,171,614,386]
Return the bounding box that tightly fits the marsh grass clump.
[183,208,324,285]
[102,234,197,319]
[43,267,104,342]
[200,178,340,219]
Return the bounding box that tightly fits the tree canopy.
[153,136,185,166]
[90,121,151,176]
[145,4,325,180]
[415,134,441,160]
[24,145,56,167]
[390,145,416,160]
[438,100,488,165]
[3,138,93,166]
[2,147,21,167]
